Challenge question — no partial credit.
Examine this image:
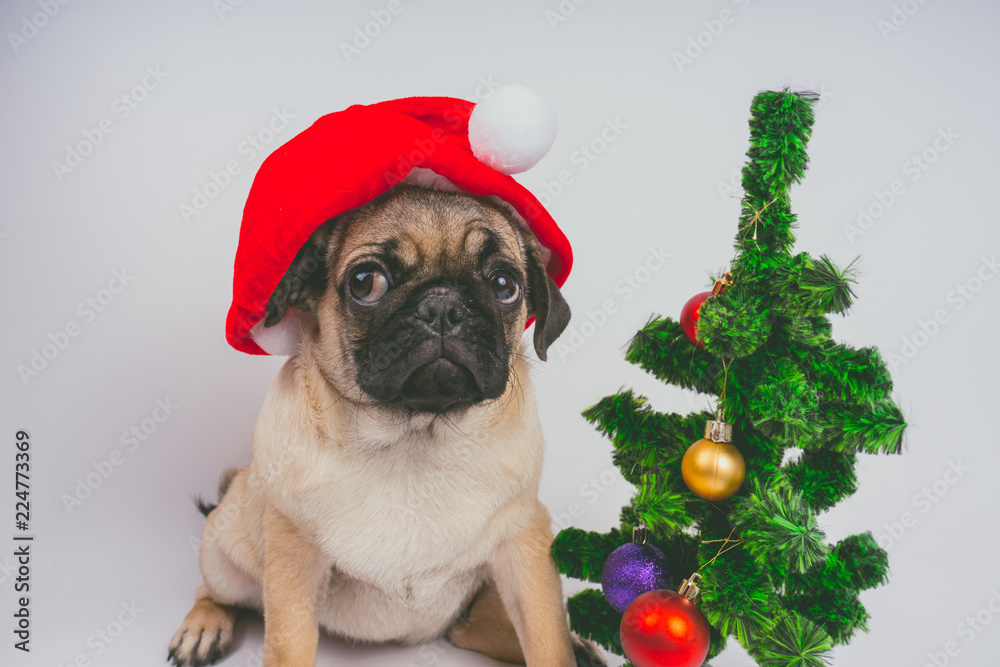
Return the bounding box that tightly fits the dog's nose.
[416,293,469,334]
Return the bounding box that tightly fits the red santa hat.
[225,84,571,355]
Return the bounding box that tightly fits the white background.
[2,1,998,666]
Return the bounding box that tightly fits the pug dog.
[168,185,606,667]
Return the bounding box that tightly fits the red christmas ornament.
[679,291,713,347]
[679,273,734,347]
[620,576,710,667]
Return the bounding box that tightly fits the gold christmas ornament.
[681,409,745,501]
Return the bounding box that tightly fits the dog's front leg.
[489,499,576,667]
[261,503,324,667]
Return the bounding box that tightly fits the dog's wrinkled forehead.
[333,187,525,278]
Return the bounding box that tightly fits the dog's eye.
[488,269,520,304]
[349,267,389,304]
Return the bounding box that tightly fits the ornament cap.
[632,523,648,545]
[678,573,702,601]
[711,271,734,295]
[704,409,733,443]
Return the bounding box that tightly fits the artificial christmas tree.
[553,90,906,666]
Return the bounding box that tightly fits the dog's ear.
[263,222,334,327]
[523,235,571,361]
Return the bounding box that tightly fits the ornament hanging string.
[735,193,783,250]
[674,526,744,606]
[698,525,743,574]
[719,357,732,414]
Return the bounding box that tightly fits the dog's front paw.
[167,598,238,666]
[570,632,608,667]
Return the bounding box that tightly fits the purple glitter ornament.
[601,540,669,613]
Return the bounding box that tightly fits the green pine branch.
[783,589,870,645]
[699,542,781,646]
[790,343,895,406]
[567,588,624,654]
[785,532,889,594]
[698,289,774,359]
[552,527,626,584]
[780,316,834,348]
[753,613,833,667]
[747,358,822,446]
[818,399,907,454]
[775,253,858,317]
[621,474,700,539]
[785,450,858,511]
[743,91,817,201]
[730,477,829,578]
[582,390,710,484]
[624,316,723,393]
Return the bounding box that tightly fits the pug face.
[262,186,570,415]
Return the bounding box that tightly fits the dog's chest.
[285,420,540,599]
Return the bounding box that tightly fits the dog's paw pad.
[167,601,237,666]
[570,632,608,667]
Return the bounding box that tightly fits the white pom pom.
[468,85,556,175]
[250,307,316,356]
